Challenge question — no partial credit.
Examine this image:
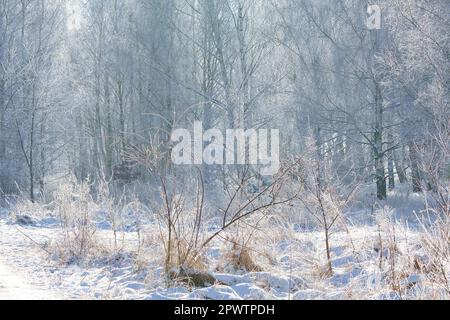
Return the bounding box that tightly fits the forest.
[0,0,449,300]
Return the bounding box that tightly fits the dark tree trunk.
[374,84,386,200]
[388,149,395,190]
[394,148,407,184]
[409,142,422,192]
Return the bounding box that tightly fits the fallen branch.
[15,227,52,255]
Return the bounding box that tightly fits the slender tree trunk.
[39,117,46,198]
[387,133,395,190]
[29,92,36,202]
[393,148,407,184]
[105,74,113,179]
[388,151,395,190]
[237,3,249,128]
[374,83,386,200]
[409,142,422,192]
[118,79,126,155]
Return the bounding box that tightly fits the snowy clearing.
[0,188,448,301]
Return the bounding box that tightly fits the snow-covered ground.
[0,188,448,300]
[0,260,60,300]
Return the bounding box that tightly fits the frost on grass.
[0,180,449,300]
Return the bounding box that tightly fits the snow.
[0,188,448,300]
[0,258,60,300]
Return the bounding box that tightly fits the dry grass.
[51,176,106,265]
[217,235,262,273]
[166,239,209,272]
